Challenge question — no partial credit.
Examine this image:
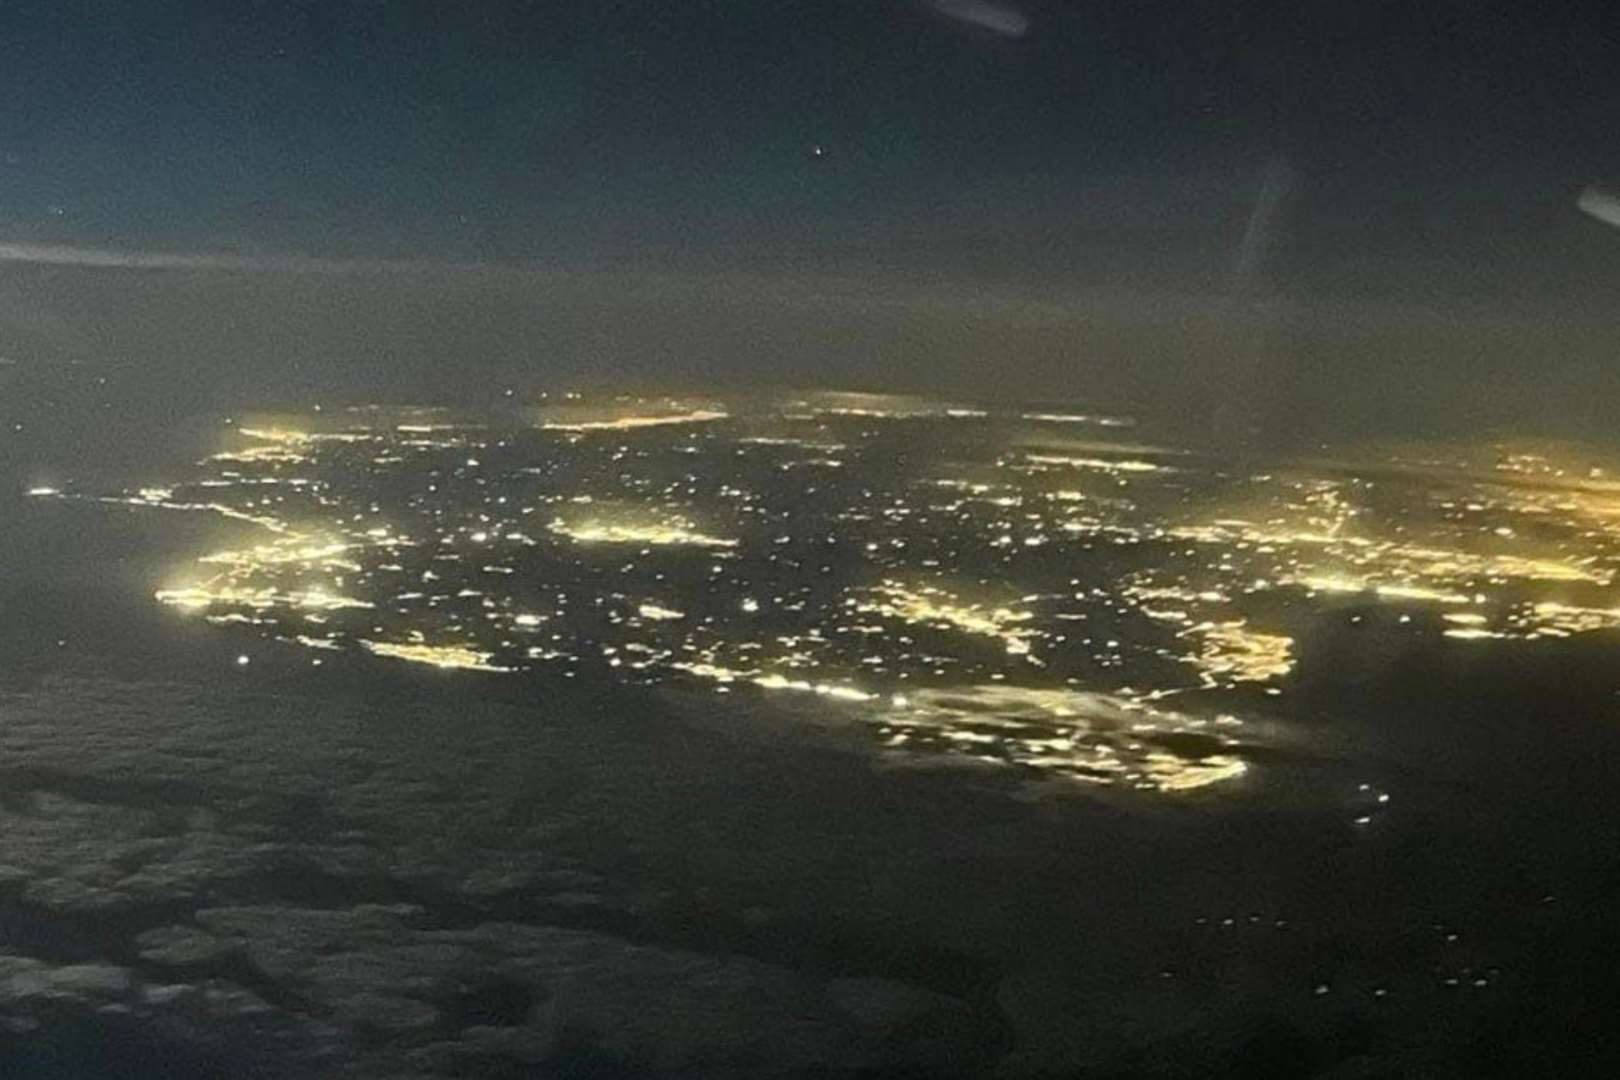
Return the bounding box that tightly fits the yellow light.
[1025,454,1162,473]
[541,410,728,432]
[198,539,354,567]
[156,586,373,612]
[1443,627,1505,641]
[361,640,510,672]
[752,673,877,702]
[1193,623,1294,686]
[856,582,1037,657]
[548,519,737,548]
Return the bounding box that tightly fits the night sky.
[3,1,1620,432]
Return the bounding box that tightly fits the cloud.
[929,0,1030,38]
[0,241,461,274]
[1577,185,1620,231]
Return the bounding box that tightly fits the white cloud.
[1577,185,1620,231]
[929,0,1031,38]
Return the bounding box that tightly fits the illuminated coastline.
[58,397,1620,795]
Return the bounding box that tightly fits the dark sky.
[2,0,1620,435]
[2,0,1614,270]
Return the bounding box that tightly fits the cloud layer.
[0,241,454,275]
